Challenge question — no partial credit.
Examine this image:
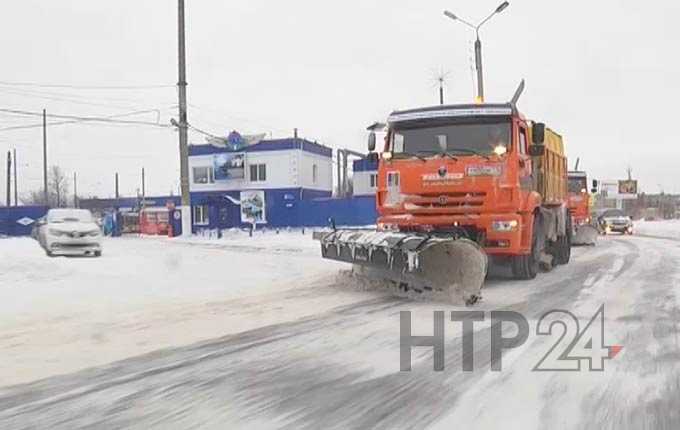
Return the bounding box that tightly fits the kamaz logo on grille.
[438,195,448,205]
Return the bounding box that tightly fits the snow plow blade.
[319,230,488,305]
[572,224,599,246]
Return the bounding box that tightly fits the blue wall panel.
[0,206,48,236]
[298,196,377,227]
[189,189,375,230]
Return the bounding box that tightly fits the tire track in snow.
[0,238,644,430]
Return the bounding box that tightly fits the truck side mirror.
[528,144,545,156]
[367,152,379,164]
[591,179,598,194]
[532,123,545,145]
[368,132,376,152]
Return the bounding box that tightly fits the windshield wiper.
[448,147,490,160]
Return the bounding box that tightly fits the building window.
[193,166,214,184]
[250,163,267,182]
[312,164,318,184]
[369,173,378,188]
[193,205,209,225]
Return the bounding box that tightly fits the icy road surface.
[0,225,679,429]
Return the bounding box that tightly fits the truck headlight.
[49,229,65,236]
[467,164,502,177]
[87,230,100,237]
[491,220,519,232]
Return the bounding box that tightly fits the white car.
[37,208,103,257]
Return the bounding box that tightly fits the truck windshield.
[391,120,511,157]
[568,177,587,193]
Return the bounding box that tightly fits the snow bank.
[633,219,680,240]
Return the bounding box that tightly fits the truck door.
[517,122,532,190]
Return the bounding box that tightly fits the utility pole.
[12,148,17,206]
[177,0,191,235]
[336,149,342,197]
[73,172,78,208]
[141,167,145,201]
[473,38,484,102]
[5,151,10,207]
[115,172,119,200]
[43,109,48,206]
[444,2,509,103]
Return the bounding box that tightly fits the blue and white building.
[189,137,334,231]
[351,158,379,196]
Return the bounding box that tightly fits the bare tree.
[49,165,69,207]
[21,165,71,207]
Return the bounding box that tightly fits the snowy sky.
[1,0,679,200]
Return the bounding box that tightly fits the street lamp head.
[495,1,510,14]
[443,10,458,21]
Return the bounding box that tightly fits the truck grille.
[403,192,486,216]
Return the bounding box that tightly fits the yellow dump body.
[532,126,567,206]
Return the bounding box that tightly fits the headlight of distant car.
[48,228,66,236]
[86,230,100,237]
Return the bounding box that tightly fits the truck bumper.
[378,212,526,256]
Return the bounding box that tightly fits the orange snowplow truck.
[567,170,599,245]
[373,103,571,277]
[319,100,572,304]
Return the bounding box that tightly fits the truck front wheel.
[512,215,541,280]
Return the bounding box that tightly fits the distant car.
[595,208,634,235]
[36,208,103,257]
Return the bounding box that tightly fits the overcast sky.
[1,0,679,201]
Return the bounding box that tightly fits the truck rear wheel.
[512,215,541,280]
[554,214,572,265]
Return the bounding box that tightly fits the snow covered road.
[0,227,679,429]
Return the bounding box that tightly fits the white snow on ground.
[1,223,680,429]
[432,222,680,430]
[634,218,680,239]
[0,230,370,386]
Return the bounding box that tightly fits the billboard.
[213,153,245,180]
[618,179,638,195]
[240,190,266,224]
[600,179,638,200]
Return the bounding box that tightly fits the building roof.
[189,138,332,158]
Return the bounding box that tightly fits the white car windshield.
[47,209,94,223]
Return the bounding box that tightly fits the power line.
[0,86,176,111]
[0,87,143,111]
[0,80,175,90]
[0,108,173,132]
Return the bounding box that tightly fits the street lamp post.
[444,2,509,103]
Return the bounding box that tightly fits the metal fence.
[0,206,48,237]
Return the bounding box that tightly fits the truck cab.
[369,103,570,276]
[567,171,591,226]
